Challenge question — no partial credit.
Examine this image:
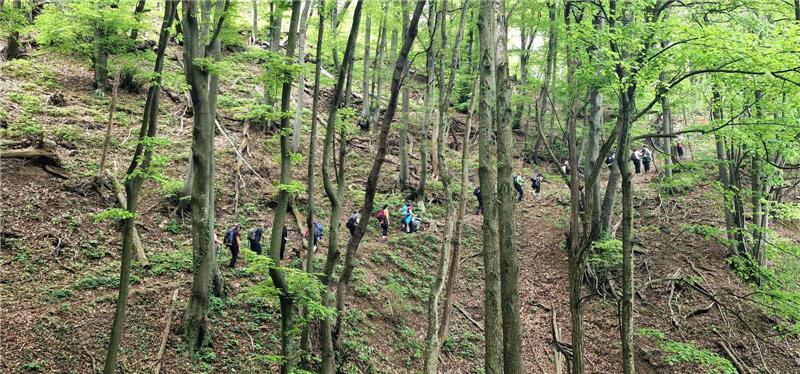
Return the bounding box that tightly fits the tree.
[35,0,140,93]
[292,0,314,153]
[102,2,176,372]
[410,1,436,210]
[319,1,363,372]
[265,0,302,371]
[333,0,426,355]
[2,0,22,60]
[182,0,230,353]
[129,0,147,40]
[398,0,410,190]
[477,0,502,371]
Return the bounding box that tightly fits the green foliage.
[74,274,139,290]
[587,238,622,286]
[772,202,800,222]
[35,0,140,58]
[91,208,135,222]
[274,180,306,196]
[662,342,736,374]
[638,328,735,374]
[148,249,193,276]
[47,289,73,301]
[21,361,46,372]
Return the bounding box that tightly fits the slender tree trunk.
[617,91,636,374]
[98,68,122,176]
[129,0,147,40]
[292,0,313,153]
[412,1,436,209]
[93,27,110,93]
[361,15,371,120]
[333,0,426,351]
[439,77,478,346]
[398,0,410,190]
[3,0,21,60]
[478,1,502,372]
[496,2,522,373]
[102,3,176,372]
[298,1,320,363]
[600,162,620,236]
[267,2,302,372]
[532,1,557,162]
[318,2,360,372]
[585,13,604,240]
[369,1,389,129]
[251,0,258,43]
[428,0,440,180]
[711,90,736,254]
[660,49,673,178]
[183,0,229,353]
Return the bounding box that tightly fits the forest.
[1,0,800,373]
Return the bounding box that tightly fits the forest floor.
[2,51,800,373]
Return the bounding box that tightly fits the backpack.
[248,230,256,241]
[514,175,523,185]
[313,222,324,237]
[224,230,235,245]
[400,205,409,216]
[642,151,651,162]
[376,210,386,222]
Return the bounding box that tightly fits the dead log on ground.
[0,139,70,178]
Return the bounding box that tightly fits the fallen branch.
[0,139,69,178]
[215,119,266,181]
[684,302,715,319]
[454,303,483,331]
[717,340,752,374]
[153,288,179,374]
[83,345,97,373]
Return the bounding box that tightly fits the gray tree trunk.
[412,1,436,209]
[361,15,371,120]
[4,0,21,60]
[369,1,389,129]
[478,1,502,372]
[333,0,425,354]
[129,0,147,40]
[291,0,313,153]
[102,2,176,372]
[532,1,557,162]
[398,0,410,190]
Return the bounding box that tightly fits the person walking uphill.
[346,210,361,236]
[630,149,642,175]
[641,146,653,173]
[530,172,543,198]
[513,174,524,202]
[474,187,483,215]
[223,224,241,268]
[248,226,264,256]
[376,204,390,242]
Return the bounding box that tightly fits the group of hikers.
[473,171,544,214]
[218,200,426,267]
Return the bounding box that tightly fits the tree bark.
[266,1,302,372]
[333,0,426,352]
[496,2,522,373]
[531,1,557,162]
[93,25,110,93]
[318,2,361,372]
[478,1,502,372]
[98,68,122,177]
[251,0,258,43]
[361,14,371,120]
[369,1,390,129]
[182,0,229,353]
[103,3,176,371]
[411,1,436,209]
[398,0,410,190]
[291,0,313,153]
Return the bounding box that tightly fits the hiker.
[311,222,324,250]
[630,149,642,174]
[400,201,413,232]
[530,172,543,197]
[513,174,524,202]
[376,204,390,241]
[346,210,361,236]
[676,141,684,161]
[474,187,483,215]
[561,160,570,176]
[605,154,615,168]
[641,146,653,173]
[223,224,241,268]
[248,226,264,256]
[279,226,289,260]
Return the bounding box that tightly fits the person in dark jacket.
[224,224,241,268]
[346,211,361,236]
[676,141,684,161]
[279,226,289,260]
[530,172,543,198]
[513,175,524,202]
[631,149,642,174]
[248,227,264,255]
[474,187,483,215]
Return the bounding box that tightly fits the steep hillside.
[2,50,800,374]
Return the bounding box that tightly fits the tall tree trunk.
[531,1,557,162]
[361,14,371,120]
[98,68,122,176]
[3,0,21,60]
[423,0,469,368]
[182,0,230,353]
[102,3,176,372]
[333,0,426,352]
[267,2,302,372]
[617,91,636,374]
[439,77,478,347]
[93,26,110,93]
[412,1,436,210]
[298,1,320,364]
[251,0,258,43]
[369,1,390,129]
[711,90,736,254]
[319,2,360,372]
[129,0,147,40]
[599,162,620,236]
[585,12,604,240]
[398,0,410,190]
[292,0,313,153]
[496,2,522,373]
[478,0,502,372]
[659,42,673,179]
